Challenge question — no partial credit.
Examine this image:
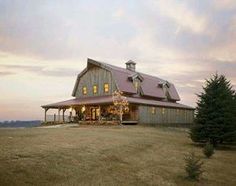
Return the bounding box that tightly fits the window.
[162,108,165,115]
[93,85,98,94]
[82,86,87,95]
[151,107,156,114]
[104,83,109,93]
[177,109,179,114]
[134,81,139,91]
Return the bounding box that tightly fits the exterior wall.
[138,105,194,124]
[75,66,117,98]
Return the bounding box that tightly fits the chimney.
[125,60,136,71]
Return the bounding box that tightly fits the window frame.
[104,83,109,93]
[93,85,98,94]
[134,81,139,91]
[162,108,165,115]
[151,107,156,114]
[82,86,87,95]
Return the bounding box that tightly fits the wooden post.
[58,109,61,122]
[119,105,123,124]
[62,109,66,123]
[54,114,56,123]
[99,106,101,121]
[44,108,48,122]
[69,111,72,122]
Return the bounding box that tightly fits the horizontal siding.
[75,66,117,98]
[138,105,194,124]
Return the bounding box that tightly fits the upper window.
[104,83,109,93]
[82,86,87,95]
[93,85,98,94]
[134,81,139,91]
[151,107,156,114]
[162,108,165,115]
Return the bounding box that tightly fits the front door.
[91,107,100,120]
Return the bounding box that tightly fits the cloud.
[212,0,236,10]
[151,0,208,34]
[0,71,15,76]
[0,0,236,120]
[0,64,78,77]
[112,8,125,19]
[0,64,43,72]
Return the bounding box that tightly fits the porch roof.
[42,96,113,109]
[42,96,194,110]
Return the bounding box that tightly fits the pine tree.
[190,74,236,146]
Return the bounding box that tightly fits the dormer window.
[158,81,171,100]
[82,86,87,95]
[158,81,170,88]
[134,81,139,91]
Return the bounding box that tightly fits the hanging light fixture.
[81,106,86,113]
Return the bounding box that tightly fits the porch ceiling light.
[81,106,86,113]
[69,107,73,112]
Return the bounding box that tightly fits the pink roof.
[97,59,180,100]
[42,96,113,109]
[42,95,193,110]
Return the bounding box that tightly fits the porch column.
[58,108,61,122]
[99,106,101,121]
[44,108,49,122]
[69,107,73,122]
[62,109,66,123]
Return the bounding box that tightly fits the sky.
[0,0,236,121]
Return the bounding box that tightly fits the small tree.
[184,152,204,181]
[112,90,129,124]
[190,74,236,146]
[203,142,214,158]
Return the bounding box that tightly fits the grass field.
[0,125,235,186]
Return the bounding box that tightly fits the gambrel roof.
[72,58,180,101]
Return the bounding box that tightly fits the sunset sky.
[0,0,236,121]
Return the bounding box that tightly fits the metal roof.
[72,58,180,101]
[42,95,194,110]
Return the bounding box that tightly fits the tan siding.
[138,105,194,124]
[75,66,117,98]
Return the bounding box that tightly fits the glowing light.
[69,107,73,112]
[81,106,86,113]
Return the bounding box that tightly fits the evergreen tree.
[190,74,236,146]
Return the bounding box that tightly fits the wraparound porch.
[42,104,138,124]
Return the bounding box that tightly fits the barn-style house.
[42,58,194,124]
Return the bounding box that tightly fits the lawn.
[0,125,235,186]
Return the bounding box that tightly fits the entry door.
[91,108,100,120]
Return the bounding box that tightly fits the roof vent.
[126,60,136,71]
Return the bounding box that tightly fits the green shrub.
[203,142,214,158]
[184,152,204,181]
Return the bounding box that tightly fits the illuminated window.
[151,107,156,114]
[93,85,98,94]
[104,83,109,93]
[134,81,139,91]
[162,108,165,114]
[82,86,87,95]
